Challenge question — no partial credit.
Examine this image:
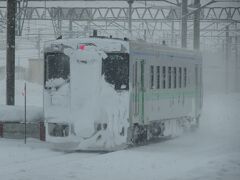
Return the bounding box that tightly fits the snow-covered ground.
[0,90,240,180]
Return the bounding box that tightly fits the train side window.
[150,65,154,89]
[173,67,177,88]
[179,67,182,88]
[162,66,166,89]
[157,66,160,89]
[134,62,137,88]
[168,67,171,89]
[184,67,187,88]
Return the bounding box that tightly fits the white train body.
[43,37,202,150]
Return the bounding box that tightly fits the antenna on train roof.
[56,35,62,40]
[93,30,97,37]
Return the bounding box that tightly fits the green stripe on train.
[131,88,201,101]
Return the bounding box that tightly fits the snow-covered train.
[43,36,202,150]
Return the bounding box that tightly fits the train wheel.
[131,124,140,144]
[131,124,147,145]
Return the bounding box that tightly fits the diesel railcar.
[43,36,202,150]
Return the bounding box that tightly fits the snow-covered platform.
[0,105,43,122]
[0,105,45,140]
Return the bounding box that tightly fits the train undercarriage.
[129,116,199,145]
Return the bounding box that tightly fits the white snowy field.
[0,79,240,180]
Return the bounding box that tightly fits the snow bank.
[0,80,43,122]
[0,105,43,122]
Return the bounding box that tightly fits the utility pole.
[6,0,16,105]
[225,25,230,94]
[37,29,41,59]
[171,21,174,47]
[181,0,188,48]
[193,0,200,50]
[144,29,146,41]
[235,35,239,92]
[57,11,62,37]
[69,19,73,38]
[24,82,27,144]
[16,0,21,36]
[128,0,133,38]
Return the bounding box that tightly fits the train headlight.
[95,123,102,131]
[103,123,107,130]
[95,123,108,131]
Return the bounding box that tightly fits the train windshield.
[44,53,70,89]
[102,53,129,90]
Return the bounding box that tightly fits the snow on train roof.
[44,37,201,60]
[130,41,202,60]
[44,37,130,53]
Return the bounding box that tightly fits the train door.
[133,60,145,124]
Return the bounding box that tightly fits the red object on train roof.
[79,45,85,50]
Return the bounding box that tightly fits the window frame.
[168,67,172,89]
[156,66,160,89]
[150,65,154,89]
[179,67,182,88]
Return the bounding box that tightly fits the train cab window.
[44,53,70,89]
[102,53,129,90]
[184,67,187,88]
[150,65,154,89]
[168,67,171,89]
[179,67,182,88]
[162,66,166,89]
[156,66,160,89]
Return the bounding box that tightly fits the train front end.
[43,38,130,151]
